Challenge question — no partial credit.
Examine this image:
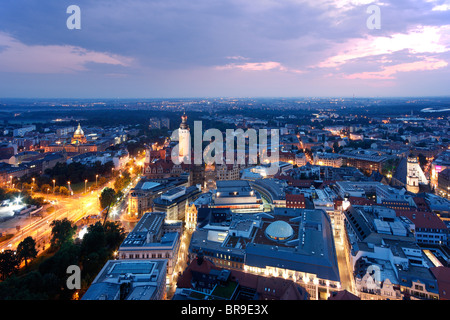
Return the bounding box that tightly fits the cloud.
[317,25,450,69]
[344,57,448,79]
[226,56,250,61]
[216,61,304,74]
[0,32,133,74]
[425,0,450,11]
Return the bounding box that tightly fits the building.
[71,123,87,144]
[152,185,202,221]
[328,290,360,300]
[340,153,386,174]
[118,212,181,276]
[82,259,167,300]
[127,177,189,218]
[406,154,428,193]
[189,207,341,300]
[250,178,287,208]
[177,113,190,163]
[149,117,170,130]
[216,163,241,181]
[395,210,448,245]
[191,164,205,189]
[13,125,36,137]
[430,266,450,300]
[437,168,450,198]
[295,153,308,167]
[56,126,76,136]
[342,205,442,300]
[425,193,450,217]
[174,255,308,300]
[212,180,262,213]
[285,191,306,209]
[313,152,343,168]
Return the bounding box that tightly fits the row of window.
[124,252,171,259]
[416,233,444,238]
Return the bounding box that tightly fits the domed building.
[71,123,87,145]
[265,220,294,242]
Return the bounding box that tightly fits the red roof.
[430,267,450,300]
[395,210,448,230]
[413,197,431,212]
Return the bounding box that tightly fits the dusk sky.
[0,0,450,98]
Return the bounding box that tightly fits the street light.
[85,179,88,194]
[52,179,56,194]
[67,181,71,196]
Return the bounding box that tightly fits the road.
[334,235,356,294]
[0,192,101,252]
[0,172,142,253]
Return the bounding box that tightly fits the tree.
[59,186,69,196]
[333,141,340,153]
[50,219,77,250]
[79,221,126,284]
[0,250,19,280]
[16,236,38,270]
[41,184,52,195]
[418,153,427,169]
[99,187,117,225]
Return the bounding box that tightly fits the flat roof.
[141,182,161,190]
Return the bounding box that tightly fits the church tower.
[406,154,424,193]
[178,112,191,163]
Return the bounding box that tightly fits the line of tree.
[17,161,114,193]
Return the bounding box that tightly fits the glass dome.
[265,220,294,242]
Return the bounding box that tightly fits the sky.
[0,0,449,98]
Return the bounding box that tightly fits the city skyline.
[0,0,450,98]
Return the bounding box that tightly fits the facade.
[340,153,386,174]
[285,192,306,209]
[216,163,241,181]
[13,126,36,137]
[313,152,343,168]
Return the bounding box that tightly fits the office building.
[82,259,167,300]
[118,212,181,276]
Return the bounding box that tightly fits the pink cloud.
[0,32,133,74]
[317,25,450,69]
[344,58,448,79]
[216,61,304,74]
